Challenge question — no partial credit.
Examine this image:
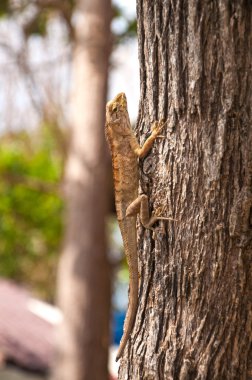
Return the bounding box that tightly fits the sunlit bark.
[119,2,252,379]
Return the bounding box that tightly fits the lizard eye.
[112,104,118,113]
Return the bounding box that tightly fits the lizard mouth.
[116,92,126,103]
[113,92,127,110]
[106,93,128,118]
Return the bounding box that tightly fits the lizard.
[105,92,170,362]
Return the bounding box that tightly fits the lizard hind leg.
[126,194,173,230]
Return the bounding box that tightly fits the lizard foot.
[151,120,167,137]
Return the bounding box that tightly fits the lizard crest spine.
[105,92,166,361]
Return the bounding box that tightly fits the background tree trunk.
[119,1,252,379]
[52,1,112,380]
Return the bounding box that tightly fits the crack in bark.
[119,1,252,379]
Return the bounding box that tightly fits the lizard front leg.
[126,194,175,229]
[130,121,166,159]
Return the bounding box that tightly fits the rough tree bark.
[119,1,252,379]
[52,1,112,380]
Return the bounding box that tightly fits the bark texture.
[119,1,252,379]
[52,1,111,379]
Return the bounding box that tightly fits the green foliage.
[0,0,76,37]
[23,10,49,37]
[0,0,137,40]
[0,0,9,18]
[0,129,63,300]
[112,4,137,43]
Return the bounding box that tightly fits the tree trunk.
[52,1,112,380]
[119,1,252,379]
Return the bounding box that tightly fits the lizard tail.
[116,277,138,361]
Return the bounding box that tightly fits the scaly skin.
[105,93,164,361]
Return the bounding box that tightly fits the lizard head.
[105,92,131,137]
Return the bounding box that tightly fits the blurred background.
[0,0,139,379]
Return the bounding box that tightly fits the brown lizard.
[105,92,169,361]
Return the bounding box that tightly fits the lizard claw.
[151,120,167,136]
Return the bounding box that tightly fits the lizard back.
[105,93,139,360]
